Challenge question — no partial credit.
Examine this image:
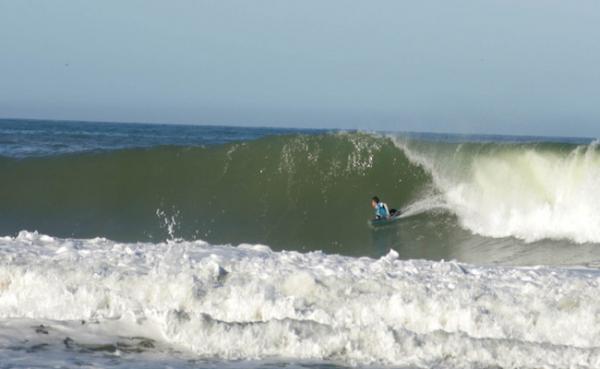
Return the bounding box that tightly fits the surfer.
[371,196,390,219]
[371,196,400,222]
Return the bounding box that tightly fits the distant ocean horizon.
[2,116,596,146]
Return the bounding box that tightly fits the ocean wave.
[0,231,599,368]
[1,132,599,262]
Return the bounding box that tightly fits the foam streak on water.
[0,232,599,368]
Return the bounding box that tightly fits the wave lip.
[0,231,599,367]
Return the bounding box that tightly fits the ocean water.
[1,118,600,368]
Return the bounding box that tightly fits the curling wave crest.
[395,138,600,244]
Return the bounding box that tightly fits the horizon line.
[0,115,596,143]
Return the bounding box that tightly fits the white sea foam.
[0,231,599,368]
[394,138,600,244]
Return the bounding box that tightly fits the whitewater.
[394,137,600,245]
[0,231,599,368]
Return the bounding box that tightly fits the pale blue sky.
[1,1,599,137]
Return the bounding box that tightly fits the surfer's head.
[371,196,380,208]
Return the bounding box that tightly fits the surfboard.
[370,212,403,227]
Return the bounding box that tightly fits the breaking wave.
[395,137,600,244]
[1,131,599,260]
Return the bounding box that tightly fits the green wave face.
[0,133,431,256]
[4,132,600,264]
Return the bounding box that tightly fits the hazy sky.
[1,1,599,137]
